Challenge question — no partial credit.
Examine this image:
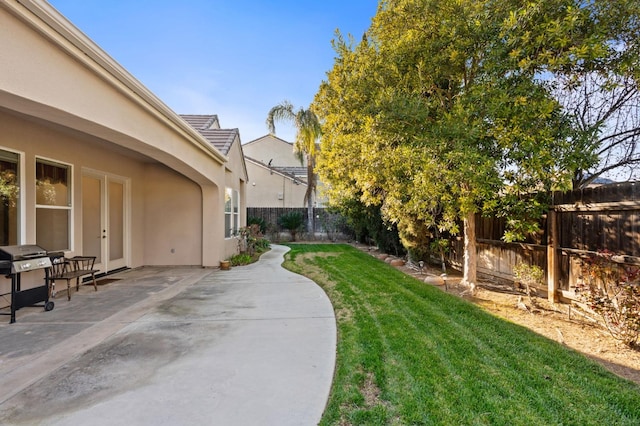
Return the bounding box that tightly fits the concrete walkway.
[0,245,336,425]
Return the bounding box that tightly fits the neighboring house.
[0,0,247,295]
[243,134,326,208]
[243,134,307,173]
[244,156,308,208]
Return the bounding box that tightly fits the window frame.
[224,187,240,238]
[0,147,23,245]
[35,156,73,251]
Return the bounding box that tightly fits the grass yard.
[282,244,640,425]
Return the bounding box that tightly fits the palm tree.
[266,101,322,238]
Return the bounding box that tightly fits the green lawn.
[283,244,640,425]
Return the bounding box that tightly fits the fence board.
[446,182,640,298]
[246,207,350,239]
[251,183,640,300]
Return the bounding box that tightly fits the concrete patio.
[0,245,336,425]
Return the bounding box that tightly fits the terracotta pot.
[220,260,231,270]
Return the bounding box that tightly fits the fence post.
[547,209,558,303]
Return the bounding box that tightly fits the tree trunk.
[547,209,558,303]
[462,211,477,291]
[306,154,315,240]
[307,197,314,240]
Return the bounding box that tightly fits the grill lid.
[0,245,48,261]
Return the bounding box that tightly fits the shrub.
[229,224,270,266]
[247,216,267,234]
[239,224,268,255]
[575,250,640,347]
[229,252,253,266]
[513,263,544,306]
[336,201,404,255]
[254,237,270,250]
[278,211,304,241]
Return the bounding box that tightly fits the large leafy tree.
[553,0,640,187]
[266,101,322,236]
[559,73,640,187]
[314,0,629,288]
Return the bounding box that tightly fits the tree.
[267,101,322,237]
[558,73,639,187]
[339,197,405,256]
[493,0,640,190]
[314,0,625,289]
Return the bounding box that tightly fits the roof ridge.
[203,115,219,130]
[193,128,239,156]
[180,114,219,130]
[244,156,306,184]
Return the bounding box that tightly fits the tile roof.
[197,129,238,156]
[180,114,220,130]
[180,114,238,155]
[273,166,307,177]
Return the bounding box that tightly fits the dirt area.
[353,243,640,386]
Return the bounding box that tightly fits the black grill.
[0,244,54,323]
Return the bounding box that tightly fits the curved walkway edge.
[0,244,337,426]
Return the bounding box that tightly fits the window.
[225,187,239,238]
[36,158,71,251]
[0,149,19,246]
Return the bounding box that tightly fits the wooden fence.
[449,182,640,301]
[246,207,351,241]
[250,182,640,301]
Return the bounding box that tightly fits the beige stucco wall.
[0,4,224,187]
[0,110,147,293]
[0,106,221,296]
[0,1,250,281]
[0,109,222,264]
[243,135,306,168]
[143,164,202,266]
[245,161,308,208]
[0,110,144,258]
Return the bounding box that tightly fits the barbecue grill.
[0,244,54,323]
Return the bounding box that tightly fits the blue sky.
[47,0,377,143]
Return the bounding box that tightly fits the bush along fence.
[448,182,640,304]
[246,207,352,242]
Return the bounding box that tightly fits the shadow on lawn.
[587,354,640,385]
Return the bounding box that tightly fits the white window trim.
[225,187,240,239]
[0,146,25,244]
[19,150,25,244]
[35,156,74,251]
[233,189,240,237]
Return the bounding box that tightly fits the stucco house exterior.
[0,0,247,296]
[243,134,326,208]
[243,134,308,177]
[244,156,308,208]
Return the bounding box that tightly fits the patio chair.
[48,256,98,301]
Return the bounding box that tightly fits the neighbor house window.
[36,158,71,251]
[0,149,19,246]
[225,187,239,238]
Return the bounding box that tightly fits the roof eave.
[7,0,227,165]
[245,156,306,184]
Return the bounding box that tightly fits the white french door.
[82,170,129,273]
